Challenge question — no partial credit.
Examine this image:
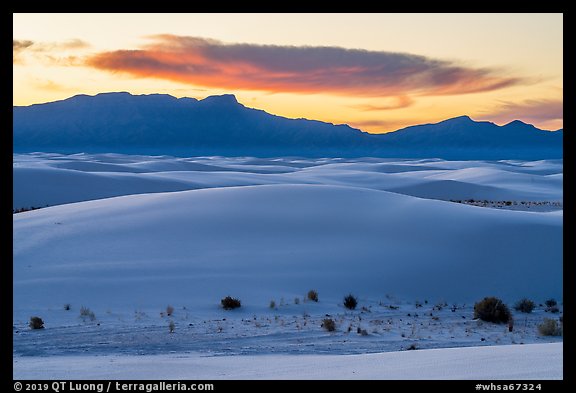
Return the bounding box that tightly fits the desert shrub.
[64,304,71,311]
[322,318,336,332]
[307,290,319,302]
[166,305,174,317]
[269,300,276,309]
[221,296,241,310]
[538,318,562,336]
[344,294,358,310]
[29,316,44,329]
[547,306,560,313]
[169,320,175,333]
[80,306,96,321]
[545,299,557,308]
[514,298,535,313]
[473,297,511,324]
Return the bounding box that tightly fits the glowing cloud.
[13,39,33,51]
[13,38,90,65]
[13,39,34,63]
[481,99,563,129]
[86,35,521,98]
[351,96,414,111]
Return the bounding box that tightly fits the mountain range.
[13,92,562,159]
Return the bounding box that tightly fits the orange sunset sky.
[13,13,563,133]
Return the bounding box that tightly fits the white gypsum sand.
[13,154,563,379]
[13,343,563,380]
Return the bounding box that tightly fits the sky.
[13,13,563,133]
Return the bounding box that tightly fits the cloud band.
[86,35,520,97]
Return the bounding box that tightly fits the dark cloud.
[13,39,34,51]
[86,35,522,97]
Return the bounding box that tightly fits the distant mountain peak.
[95,91,132,97]
[64,91,179,106]
[502,120,542,133]
[442,115,474,124]
[200,94,239,106]
[504,119,532,127]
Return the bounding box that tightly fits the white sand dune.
[13,154,563,209]
[13,343,563,380]
[13,154,563,379]
[14,183,562,309]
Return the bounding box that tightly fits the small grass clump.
[221,296,241,310]
[473,297,511,324]
[29,316,44,330]
[357,327,368,336]
[538,318,562,336]
[544,299,559,313]
[307,290,319,302]
[322,318,336,332]
[344,294,358,310]
[80,306,96,321]
[514,298,535,313]
[545,299,557,308]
